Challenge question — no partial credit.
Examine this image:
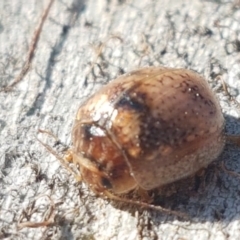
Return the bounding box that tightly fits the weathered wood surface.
[1,0,240,239]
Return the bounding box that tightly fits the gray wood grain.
[1,0,240,239]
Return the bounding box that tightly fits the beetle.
[70,67,225,197]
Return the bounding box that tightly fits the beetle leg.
[102,190,189,220]
[136,187,153,203]
[226,134,240,147]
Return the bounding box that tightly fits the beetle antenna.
[35,131,81,182]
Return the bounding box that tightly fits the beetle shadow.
[110,113,240,225]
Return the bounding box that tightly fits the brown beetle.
[70,67,225,196]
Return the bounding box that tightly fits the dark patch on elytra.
[137,109,195,156]
[81,124,94,141]
[115,93,146,112]
[101,177,113,189]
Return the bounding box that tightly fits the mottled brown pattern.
[72,67,225,193]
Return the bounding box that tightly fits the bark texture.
[1,0,240,239]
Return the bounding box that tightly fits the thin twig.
[220,161,240,180]
[85,35,123,84]
[1,0,55,92]
[217,75,240,109]
[18,195,55,229]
